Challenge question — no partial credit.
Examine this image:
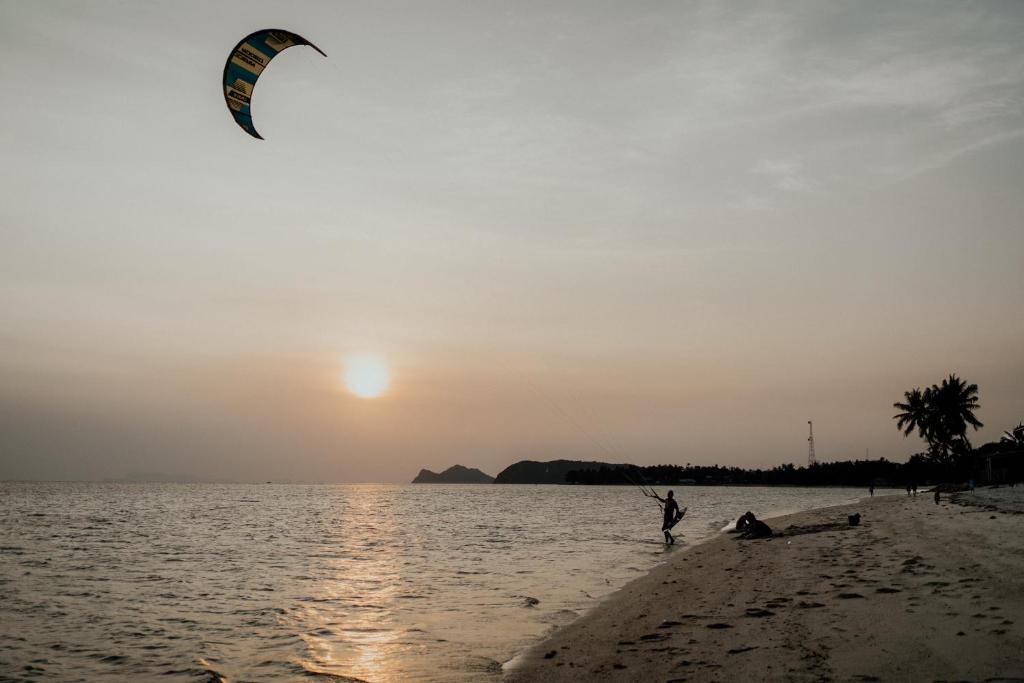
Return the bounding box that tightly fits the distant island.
[493,459,625,484]
[411,465,494,484]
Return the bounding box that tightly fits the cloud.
[751,159,814,193]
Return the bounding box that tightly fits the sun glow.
[343,354,390,399]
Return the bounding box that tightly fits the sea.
[0,482,865,682]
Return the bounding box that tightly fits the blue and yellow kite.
[223,29,326,140]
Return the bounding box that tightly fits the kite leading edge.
[223,29,327,140]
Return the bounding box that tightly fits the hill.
[493,459,624,484]
[411,465,494,484]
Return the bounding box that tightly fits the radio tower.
[807,421,817,467]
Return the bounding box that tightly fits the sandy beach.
[506,491,1024,682]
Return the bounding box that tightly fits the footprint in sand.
[639,633,668,641]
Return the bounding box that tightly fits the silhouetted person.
[869,485,874,497]
[906,484,912,497]
[736,511,754,531]
[934,490,940,505]
[749,519,773,538]
[737,511,772,538]
[912,483,918,497]
[655,490,682,544]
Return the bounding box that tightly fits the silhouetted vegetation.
[563,444,1021,487]
[565,460,912,487]
[1003,422,1024,447]
[893,374,983,466]
[975,420,1024,484]
[525,376,1022,488]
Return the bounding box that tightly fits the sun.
[343,354,390,399]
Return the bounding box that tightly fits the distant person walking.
[654,490,684,545]
[869,485,874,497]
[934,489,940,505]
[912,483,918,497]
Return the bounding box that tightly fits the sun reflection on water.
[295,485,405,683]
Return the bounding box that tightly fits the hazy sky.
[2,1,1022,482]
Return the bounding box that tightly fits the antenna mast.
[807,420,817,466]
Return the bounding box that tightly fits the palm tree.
[893,375,982,466]
[893,387,932,440]
[1002,422,1024,446]
[930,374,983,455]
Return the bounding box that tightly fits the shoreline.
[502,493,868,673]
[504,492,1024,681]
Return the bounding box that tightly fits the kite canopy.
[223,29,326,140]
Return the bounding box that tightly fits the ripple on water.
[0,481,862,682]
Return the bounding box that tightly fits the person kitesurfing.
[621,469,687,544]
[654,490,685,544]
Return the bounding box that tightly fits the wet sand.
[505,492,1024,681]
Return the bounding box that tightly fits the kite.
[223,29,326,139]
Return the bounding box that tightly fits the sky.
[1,1,1022,482]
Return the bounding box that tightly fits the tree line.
[565,374,1021,487]
[565,459,932,487]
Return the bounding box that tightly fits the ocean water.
[0,482,863,682]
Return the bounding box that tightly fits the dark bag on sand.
[848,513,861,526]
